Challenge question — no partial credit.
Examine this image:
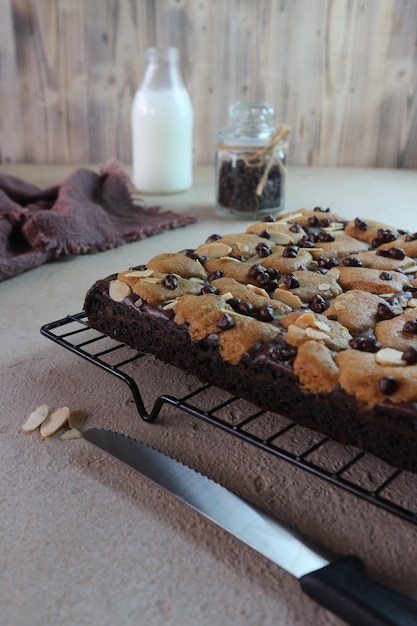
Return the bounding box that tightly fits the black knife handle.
[299,555,417,626]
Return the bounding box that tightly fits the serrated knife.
[84,428,417,626]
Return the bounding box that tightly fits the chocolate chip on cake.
[349,335,381,353]
[282,245,299,258]
[237,300,255,316]
[259,229,271,239]
[403,320,417,334]
[308,215,319,227]
[342,257,363,267]
[201,284,217,295]
[317,256,338,269]
[227,297,241,310]
[256,242,272,257]
[355,217,368,231]
[376,302,396,320]
[283,273,300,289]
[205,233,222,243]
[298,236,315,248]
[372,228,398,247]
[388,247,405,260]
[310,294,328,313]
[402,346,417,364]
[248,263,271,286]
[217,313,234,330]
[317,230,335,243]
[162,274,179,290]
[379,271,393,281]
[403,284,417,294]
[257,304,275,322]
[378,376,398,395]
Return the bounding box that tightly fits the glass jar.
[131,47,193,194]
[215,101,290,219]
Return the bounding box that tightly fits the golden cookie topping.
[112,208,417,408]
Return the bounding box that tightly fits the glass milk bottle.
[132,47,193,193]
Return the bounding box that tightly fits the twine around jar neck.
[216,124,291,200]
[216,124,291,162]
[245,124,291,167]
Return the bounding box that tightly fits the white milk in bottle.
[132,47,193,193]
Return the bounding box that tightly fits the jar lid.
[217,100,278,147]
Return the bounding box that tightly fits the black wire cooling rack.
[41,312,417,527]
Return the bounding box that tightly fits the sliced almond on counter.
[22,404,49,432]
[109,279,132,302]
[68,408,86,430]
[61,428,83,440]
[40,406,70,438]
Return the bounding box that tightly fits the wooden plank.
[0,0,25,162]
[0,0,416,168]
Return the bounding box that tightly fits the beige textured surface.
[1,165,417,626]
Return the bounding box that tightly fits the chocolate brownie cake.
[84,208,417,473]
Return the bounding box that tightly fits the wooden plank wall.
[0,0,416,168]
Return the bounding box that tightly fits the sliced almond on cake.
[109,279,132,302]
[195,242,233,258]
[375,348,407,366]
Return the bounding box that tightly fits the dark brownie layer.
[85,277,417,473]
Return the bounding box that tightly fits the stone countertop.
[1,164,417,626]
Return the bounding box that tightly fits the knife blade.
[84,428,417,626]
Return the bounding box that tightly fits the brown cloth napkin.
[0,161,197,281]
